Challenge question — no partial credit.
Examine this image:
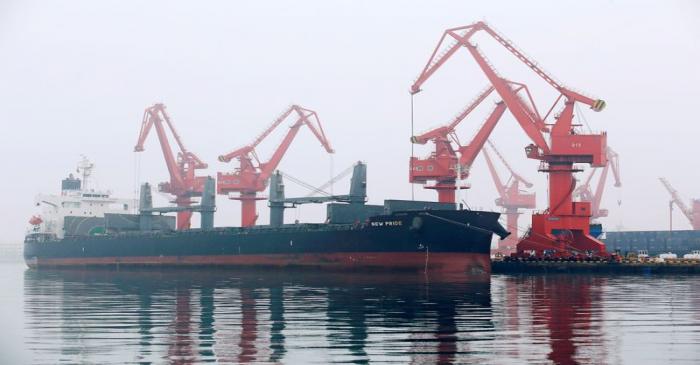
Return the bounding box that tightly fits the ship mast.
[77,155,94,191]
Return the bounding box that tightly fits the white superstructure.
[28,157,135,239]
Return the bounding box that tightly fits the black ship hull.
[24,210,507,274]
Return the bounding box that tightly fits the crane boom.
[659,178,694,224]
[411,86,494,144]
[411,21,607,157]
[412,22,604,109]
[608,148,621,188]
[573,147,621,220]
[457,102,507,170]
[486,140,532,188]
[482,147,507,199]
[135,105,184,189]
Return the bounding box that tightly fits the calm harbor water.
[1,259,700,364]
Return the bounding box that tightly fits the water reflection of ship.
[24,269,491,364]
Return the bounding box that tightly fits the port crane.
[409,85,509,203]
[217,105,334,227]
[482,140,536,255]
[573,147,621,220]
[412,21,609,257]
[659,177,700,230]
[134,103,209,230]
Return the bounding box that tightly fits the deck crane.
[482,140,536,255]
[134,103,209,230]
[411,21,609,257]
[574,147,621,220]
[409,85,509,203]
[659,178,700,230]
[216,105,334,227]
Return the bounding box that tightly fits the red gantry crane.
[217,105,334,227]
[573,147,621,220]
[134,103,209,230]
[412,21,609,257]
[659,177,700,230]
[482,140,536,255]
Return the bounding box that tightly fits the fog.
[0,0,698,243]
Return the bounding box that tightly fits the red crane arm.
[158,108,208,169]
[487,140,533,188]
[217,145,255,163]
[411,23,548,152]
[476,24,603,109]
[579,169,597,193]
[461,35,551,153]
[608,148,622,188]
[573,147,621,217]
[411,21,607,155]
[590,162,610,217]
[296,106,334,154]
[250,107,297,148]
[412,86,495,145]
[457,101,507,170]
[660,177,694,224]
[411,28,467,95]
[134,104,186,189]
[218,107,296,163]
[411,22,601,110]
[258,122,304,179]
[482,147,507,199]
[258,106,334,181]
[218,105,333,164]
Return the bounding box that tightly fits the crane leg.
[516,163,608,258]
[176,211,193,230]
[240,192,259,227]
[175,196,193,230]
[436,189,456,204]
[427,180,457,204]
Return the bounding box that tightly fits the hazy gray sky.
[1,0,698,242]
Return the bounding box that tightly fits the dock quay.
[492,257,700,274]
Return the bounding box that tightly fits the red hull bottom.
[28,252,491,274]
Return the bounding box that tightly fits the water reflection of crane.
[167,288,195,364]
[528,275,606,365]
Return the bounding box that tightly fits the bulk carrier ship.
[25,159,509,274]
